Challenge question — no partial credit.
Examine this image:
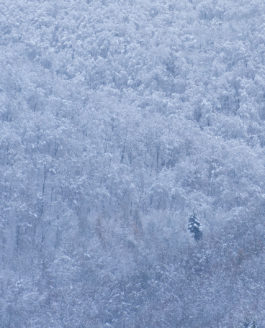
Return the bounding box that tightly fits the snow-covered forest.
[0,0,265,327]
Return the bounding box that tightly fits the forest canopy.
[0,0,264,327]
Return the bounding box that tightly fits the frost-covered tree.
[0,0,265,327]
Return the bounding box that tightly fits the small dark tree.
[188,214,202,241]
[243,320,257,328]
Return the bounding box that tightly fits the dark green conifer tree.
[188,214,202,241]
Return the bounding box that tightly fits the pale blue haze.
[0,0,264,327]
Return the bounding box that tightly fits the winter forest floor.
[0,0,265,327]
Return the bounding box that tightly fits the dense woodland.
[0,0,265,327]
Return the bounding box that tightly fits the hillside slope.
[0,0,265,327]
